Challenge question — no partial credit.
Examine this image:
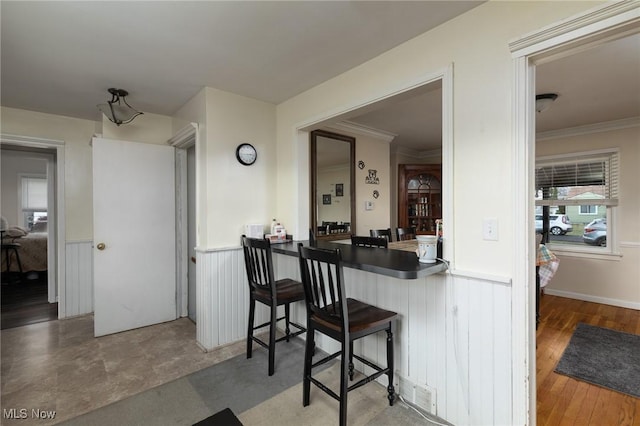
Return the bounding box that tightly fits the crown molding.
[536,116,640,141]
[509,1,640,56]
[1,133,64,147]
[326,121,396,143]
[393,144,441,159]
[167,122,198,148]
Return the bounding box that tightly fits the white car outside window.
[535,214,573,235]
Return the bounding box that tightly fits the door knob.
[97,243,106,251]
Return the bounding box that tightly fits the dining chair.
[297,243,397,426]
[351,235,388,248]
[395,227,416,241]
[241,235,307,376]
[327,224,349,235]
[370,228,393,242]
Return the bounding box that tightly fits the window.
[20,175,48,231]
[579,205,598,215]
[535,149,618,253]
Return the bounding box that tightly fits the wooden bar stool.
[241,235,306,376]
[395,227,416,241]
[351,235,388,248]
[297,243,397,426]
[369,228,393,243]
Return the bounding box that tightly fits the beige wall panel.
[276,1,602,275]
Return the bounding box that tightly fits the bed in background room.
[1,226,48,273]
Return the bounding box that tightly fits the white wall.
[200,87,277,248]
[276,0,601,276]
[1,150,48,227]
[354,134,390,236]
[1,107,97,240]
[537,125,640,307]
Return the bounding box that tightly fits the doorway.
[1,144,58,328]
[168,123,199,324]
[187,145,196,322]
[297,68,451,249]
[510,3,640,424]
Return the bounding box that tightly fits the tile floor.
[2,316,445,426]
[1,315,245,426]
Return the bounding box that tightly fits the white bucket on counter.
[416,235,438,263]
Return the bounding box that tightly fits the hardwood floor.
[1,272,57,329]
[536,294,640,426]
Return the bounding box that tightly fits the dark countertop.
[271,240,447,280]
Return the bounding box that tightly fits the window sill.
[546,244,622,261]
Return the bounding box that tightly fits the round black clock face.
[236,143,257,166]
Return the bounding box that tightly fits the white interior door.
[93,138,176,337]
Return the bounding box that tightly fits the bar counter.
[270,239,447,279]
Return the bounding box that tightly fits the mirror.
[310,130,356,241]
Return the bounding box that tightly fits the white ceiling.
[1,1,482,121]
[2,2,638,153]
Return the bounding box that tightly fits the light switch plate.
[365,201,374,210]
[483,218,498,241]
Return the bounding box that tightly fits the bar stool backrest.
[241,235,276,298]
[297,244,349,332]
[351,235,388,248]
[370,228,392,242]
[396,227,417,241]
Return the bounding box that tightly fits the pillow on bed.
[5,226,28,238]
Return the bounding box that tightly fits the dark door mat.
[555,322,640,398]
[193,408,242,426]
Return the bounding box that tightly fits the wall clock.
[236,143,257,166]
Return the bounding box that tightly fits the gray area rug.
[555,322,640,398]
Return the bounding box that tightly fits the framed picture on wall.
[322,194,331,205]
[335,183,343,197]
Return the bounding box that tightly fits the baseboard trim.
[544,288,640,310]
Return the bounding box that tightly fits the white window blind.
[21,177,48,210]
[535,151,619,207]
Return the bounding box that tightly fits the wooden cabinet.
[398,164,442,235]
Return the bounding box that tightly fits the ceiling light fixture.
[97,88,143,126]
[535,93,558,113]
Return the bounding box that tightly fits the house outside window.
[535,149,618,254]
[20,175,48,231]
[579,205,598,215]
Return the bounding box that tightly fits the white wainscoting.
[196,246,273,350]
[196,246,514,426]
[62,240,94,318]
